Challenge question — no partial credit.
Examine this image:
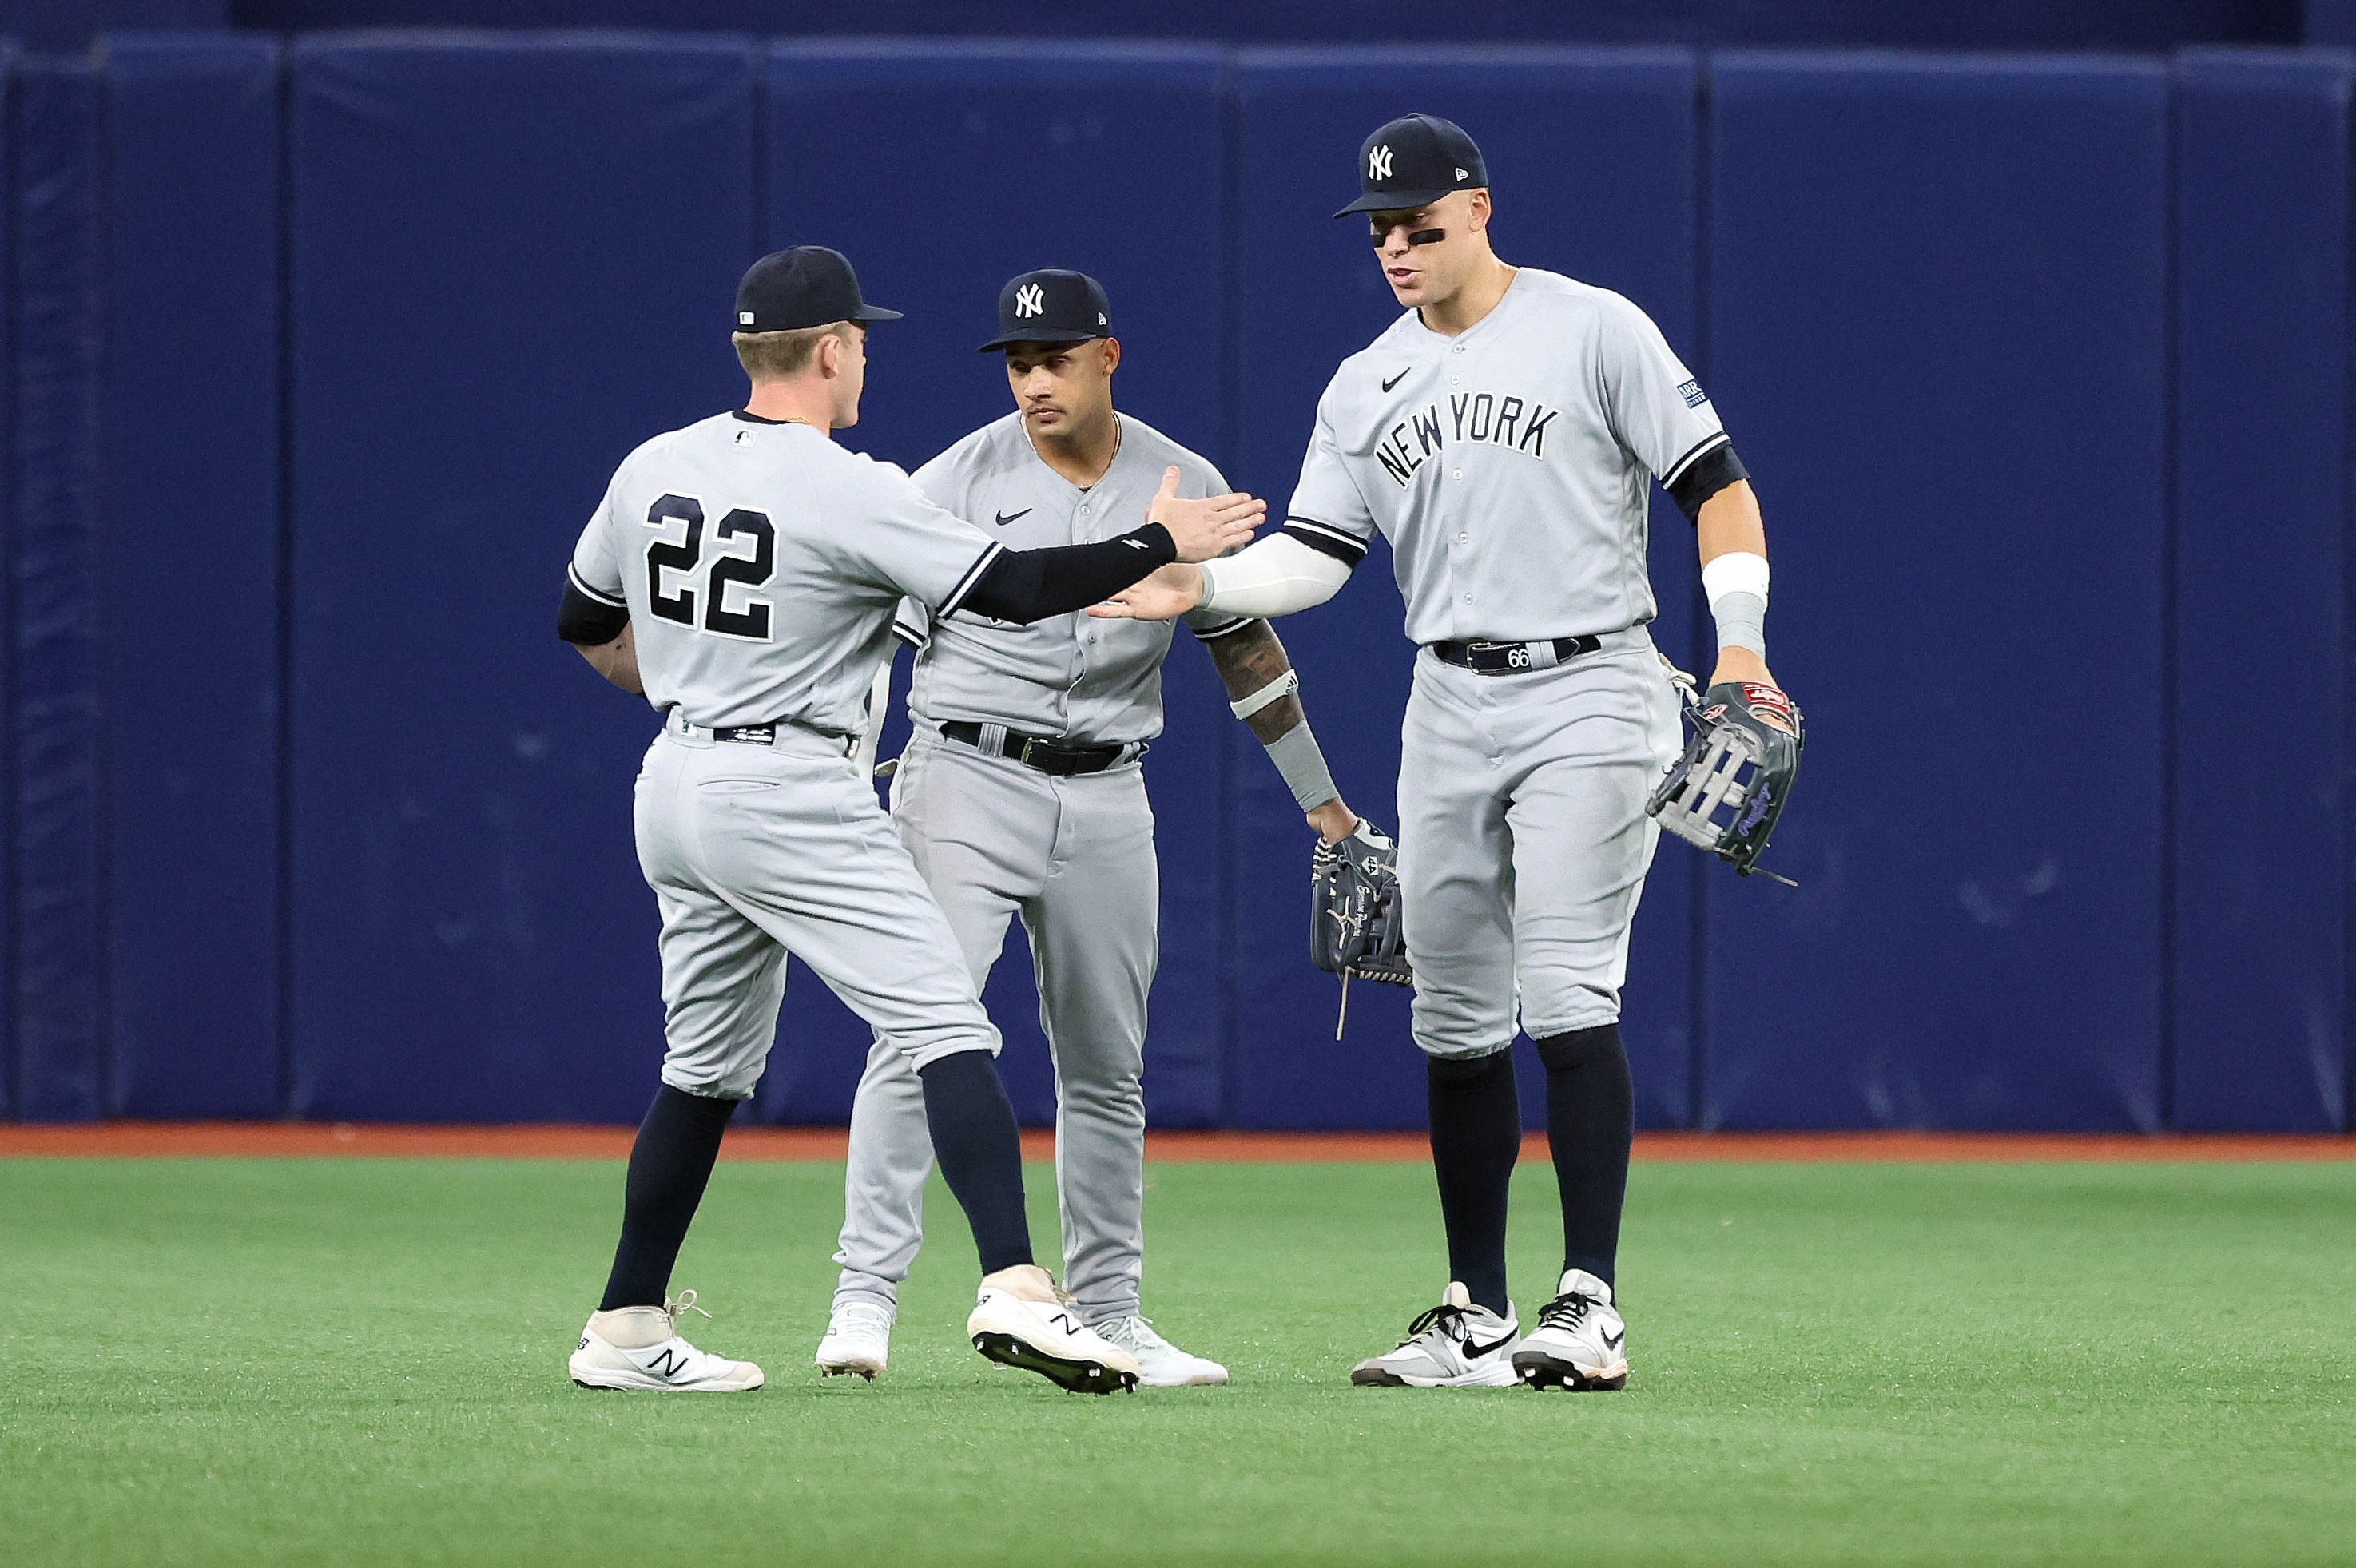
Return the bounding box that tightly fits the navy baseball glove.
[1312,819,1413,1026]
[1648,677,1804,885]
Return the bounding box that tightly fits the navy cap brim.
[977,328,1106,353]
[1334,187,1460,218]
[851,303,904,322]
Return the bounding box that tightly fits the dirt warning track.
[0,1122,2348,1161]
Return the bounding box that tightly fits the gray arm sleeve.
[1712,590,1766,659]
[1264,720,1341,814]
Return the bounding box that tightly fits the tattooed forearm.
[1205,620,1305,743]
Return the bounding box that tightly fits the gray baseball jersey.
[1283,267,1727,645]
[569,411,1007,732]
[833,410,1238,1324]
[1277,268,1721,1058]
[566,409,1019,1100]
[893,411,1247,745]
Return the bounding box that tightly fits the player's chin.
[1385,280,1425,307]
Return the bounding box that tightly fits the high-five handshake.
[1142,464,1263,562]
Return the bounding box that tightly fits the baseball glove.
[1648,675,1804,884]
[1312,819,1412,1035]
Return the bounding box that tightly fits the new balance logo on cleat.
[644,1346,689,1380]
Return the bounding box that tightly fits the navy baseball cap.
[1333,113,1489,217]
[733,246,903,334]
[979,269,1112,352]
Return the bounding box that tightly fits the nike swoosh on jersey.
[993,509,1031,527]
[1462,1331,1516,1358]
[1381,368,1412,392]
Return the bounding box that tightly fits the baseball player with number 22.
[1097,114,1797,1391]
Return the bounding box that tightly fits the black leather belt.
[1429,634,1603,674]
[940,720,1129,776]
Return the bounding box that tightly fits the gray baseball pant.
[832,731,1158,1321]
[635,715,1001,1098]
[1397,627,1683,1061]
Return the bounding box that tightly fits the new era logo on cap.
[738,312,756,325]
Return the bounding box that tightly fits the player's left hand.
[1707,648,1791,733]
[1087,562,1203,622]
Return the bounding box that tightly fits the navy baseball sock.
[1534,1023,1634,1292]
[917,1050,1035,1276]
[1426,1050,1520,1316]
[598,1084,739,1311]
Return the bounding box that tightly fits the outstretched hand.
[1088,562,1204,622]
[1146,465,1262,563]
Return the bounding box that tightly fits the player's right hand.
[1146,465,1263,562]
[1088,562,1204,622]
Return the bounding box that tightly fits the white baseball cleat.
[815,1298,893,1380]
[1090,1313,1229,1387]
[1349,1281,1520,1388]
[1512,1268,1630,1391]
[967,1264,1141,1395]
[568,1291,765,1392]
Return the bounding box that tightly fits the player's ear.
[1468,189,1491,232]
[1097,337,1120,376]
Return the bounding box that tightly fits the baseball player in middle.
[815,270,1368,1386]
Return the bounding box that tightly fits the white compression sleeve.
[1196,534,1353,620]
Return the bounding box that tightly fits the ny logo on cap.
[1369,145,1394,181]
[1015,283,1045,318]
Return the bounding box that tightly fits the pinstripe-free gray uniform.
[1281,268,1723,1058]
[567,411,1015,1100]
[833,411,1238,1321]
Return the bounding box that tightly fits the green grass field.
[2,1156,2350,1566]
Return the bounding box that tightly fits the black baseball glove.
[1648,677,1804,883]
[1311,819,1412,990]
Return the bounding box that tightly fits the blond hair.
[732,320,855,381]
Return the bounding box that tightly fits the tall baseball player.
[814,269,1368,1387]
[554,246,1264,1395]
[1096,116,1794,1391]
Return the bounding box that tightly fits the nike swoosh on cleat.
[994,509,1031,527]
[1603,1329,1625,1350]
[1462,1332,1516,1358]
[1381,369,1412,393]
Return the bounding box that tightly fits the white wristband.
[1701,550,1770,612]
[1230,669,1299,720]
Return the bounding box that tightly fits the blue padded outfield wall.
[2,34,2351,1132]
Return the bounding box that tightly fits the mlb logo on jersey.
[1678,379,1709,409]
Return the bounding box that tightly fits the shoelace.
[1534,1290,1599,1335]
[1397,1300,1471,1348]
[1096,1314,1168,1352]
[662,1290,713,1329]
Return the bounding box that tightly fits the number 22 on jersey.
[643,494,777,641]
